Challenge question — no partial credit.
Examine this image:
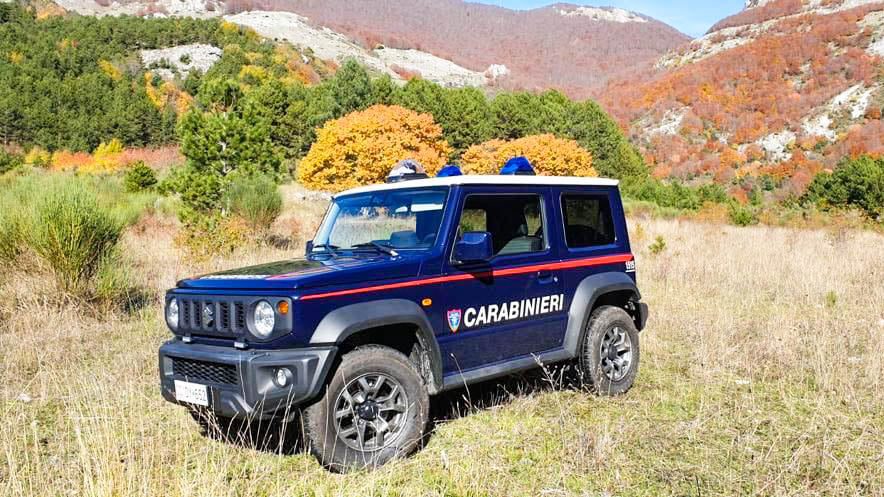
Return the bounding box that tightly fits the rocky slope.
[61,0,687,97]
[232,0,689,98]
[602,0,884,199]
[51,0,504,88]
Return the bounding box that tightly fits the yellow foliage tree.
[460,134,596,177]
[298,105,451,192]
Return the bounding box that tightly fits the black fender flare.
[563,272,641,357]
[309,299,444,394]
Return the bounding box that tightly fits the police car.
[159,158,649,471]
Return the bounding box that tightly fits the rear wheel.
[303,345,429,472]
[578,305,640,396]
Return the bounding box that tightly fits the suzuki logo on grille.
[202,303,214,326]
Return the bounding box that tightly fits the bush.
[621,177,729,212]
[224,174,283,233]
[460,134,596,177]
[0,149,23,175]
[298,105,451,192]
[28,183,123,292]
[728,203,759,227]
[175,214,249,260]
[802,155,883,219]
[648,236,667,255]
[124,161,159,192]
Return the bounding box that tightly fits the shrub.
[175,214,249,259]
[802,155,883,219]
[648,236,667,255]
[728,203,759,227]
[28,183,123,292]
[460,134,596,177]
[24,148,51,168]
[124,161,158,192]
[0,149,23,175]
[224,174,282,233]
[298,105,451,192]
[621,177,729,212]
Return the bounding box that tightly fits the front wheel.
[578,305,640,396]
[303,345,430,472]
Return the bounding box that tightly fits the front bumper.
[159,340,336,420]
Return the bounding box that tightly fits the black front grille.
[178,297,248,337]
[172,358,240,385]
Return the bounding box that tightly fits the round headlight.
[166,298,179,330]
[253,300,276,338]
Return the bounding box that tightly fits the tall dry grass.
[0,192,881,496]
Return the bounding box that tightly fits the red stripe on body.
[298,253,633,301]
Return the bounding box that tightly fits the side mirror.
[305,240,314,256]
[454,232,493,263]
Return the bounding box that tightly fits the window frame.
[558,191,618,252]
[448,190,552,264]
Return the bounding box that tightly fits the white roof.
[336,175,619,197]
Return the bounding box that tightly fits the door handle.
[536,271,556,283]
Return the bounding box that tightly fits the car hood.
[175,255,423,292]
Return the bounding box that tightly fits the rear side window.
[457,194,545,257]
[561,194,615,248]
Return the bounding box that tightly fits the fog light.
[275,368,290,387]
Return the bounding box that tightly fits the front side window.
[314,187,448,252]
[456,194,545,257]
[561,194,615,248]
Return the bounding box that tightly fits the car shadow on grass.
[428,362,584,428]
[197,362,585,457]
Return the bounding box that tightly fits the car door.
[436,186,566,374]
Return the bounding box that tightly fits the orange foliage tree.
[298,105,451,192]
[460,134,596,177]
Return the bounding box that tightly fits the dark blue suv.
[159,173,648,471]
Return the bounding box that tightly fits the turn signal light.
[277,301,290,315]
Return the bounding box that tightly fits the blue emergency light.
[437,165,463,177]
[500,156,536,176]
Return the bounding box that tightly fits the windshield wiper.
[351,242,399,257]
[311,243,340,256]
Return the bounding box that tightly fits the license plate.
[174,380,209,407]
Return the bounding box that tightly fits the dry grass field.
[0,185,882,497]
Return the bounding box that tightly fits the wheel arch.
[310,299,444,394]
[563,272,642,357]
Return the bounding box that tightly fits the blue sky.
[472,1,746,38]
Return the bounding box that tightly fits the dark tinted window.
[561,195,615,248]
[457,194,545,256]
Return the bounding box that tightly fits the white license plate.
[174,380,209,407]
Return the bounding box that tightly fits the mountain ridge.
[51,0,689,98]
[602,0,884,199]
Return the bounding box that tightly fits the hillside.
[52,0,690,97]
[235,0,689,97]
[602,0,884,200]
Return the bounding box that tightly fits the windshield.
[313,187,449,253]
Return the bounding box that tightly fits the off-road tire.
[578,305,640,396]
[303,345,430,472]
